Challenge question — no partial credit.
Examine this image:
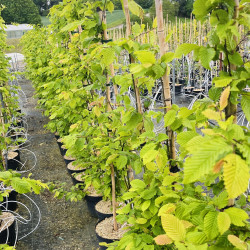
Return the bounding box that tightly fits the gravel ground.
[15,78,99,250]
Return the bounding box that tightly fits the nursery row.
[21,0,250,249]
[0,14,48,248]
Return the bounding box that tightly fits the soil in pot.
[63,155,75,166]
[85,186,102,218]
[67,161,86,175]
[95,216,129,250]
[7,151,20,171]
[71,172,85,186]
[95,201,125,221]
[0,212,16,246]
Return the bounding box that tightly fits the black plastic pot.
[95,202,112,221]
[60,147,67,156]
[67,163,86,176]
[85,195,103,218]
[175,84,182,94]
[0,214,16,246]
[1,191,18,211]
[64,156,75,166]
[95,219,117,250]
[7,152,20,171]
[54,133,60,140]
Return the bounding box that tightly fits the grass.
[5,38,23,54]
[40,11,125,28]
[41,16,51,26]
[106,10,125,28]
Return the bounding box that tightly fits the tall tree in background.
[177,0,194,17]
[33,0,48,15]
[150,0,179,20]
[0,0,41,25]
[134,0,153,9]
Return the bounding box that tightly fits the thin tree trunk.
[111,164,118,231]
[123,0,143,114]
[154,0,176,160]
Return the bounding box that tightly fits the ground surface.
[16,77,99,250]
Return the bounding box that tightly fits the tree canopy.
[0,0,41,25]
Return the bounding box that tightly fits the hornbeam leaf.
[228,235,247,250]
[241,94,250,122]
[217,212,231,235]
[223,154,249,199]
[183,139,232,183]
[164,110,176,127]
[161,214,186,242]
[204,211,219,240]
[174,44,200,58]
[128,0,144,19]
[154,235,173,245]
[199,47,215,69]
[219,86,230,110]
[225,207,249,227]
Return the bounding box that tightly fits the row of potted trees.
[21,0,249,249]
[0,12,48,248]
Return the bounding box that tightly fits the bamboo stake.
[154,0,176,160]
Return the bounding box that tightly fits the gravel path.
[16,78,99,250]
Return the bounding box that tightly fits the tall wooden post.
[155,0,176,160]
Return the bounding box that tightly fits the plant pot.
[0,212,16,246]
[54,133,60,140]
[174,84,182,94]
[60,145,67,156]
[184,86,194,94]
[66,162,86,175]
[85,189,103,218]
[95,217,127,250]
[1,190,18,211]
[95,200,113,221]
[63,155,75,166]
[71,172,85,186]
[7,151,20,171]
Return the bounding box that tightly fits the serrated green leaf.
[225,207,248,226]
[175,44,200,58]
[161,214,186,242]
[241,94,250,122]
[223,154,249,199]
[164,110,176,127]
[184,139,232,183]
[116,155,127,170]
[204,211,219,240]
[217,212,231,235]
[199,47,215,69]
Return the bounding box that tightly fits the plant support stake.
[154,0,176,160]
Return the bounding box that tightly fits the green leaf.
[134,51,156,67]
[161,214,186,242]
[199,47,215,69]
[136,217,147,224]
[128,0,144,19]
[228,52,243,66]
[141,200,151,212]
[131,179,146,190]
[225,207,248,226]
[213,77,233,88]
[223,154,249,199]
[193,0,210,20]
[241,94,250,122]
[116,155,127,170]
[183,139,232,183]
[158,204,176,216]
[186,232,207,245]
[100,47,116,66]
[161,52,174,63]
[142,149,158,164]
[204,211,219,240]
[177,131,198,147]
[228,235,247,250]
[209,87,222,102]
[11,178,31,194]
[164,110,176,127]
[175,44,200,58]
[106,1,114,12]
[217,212,231,235]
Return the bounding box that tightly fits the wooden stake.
[154,0,176,160]
[111,164,118,231]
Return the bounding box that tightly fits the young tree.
[0,0,41,25]
[177,0,194,17]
